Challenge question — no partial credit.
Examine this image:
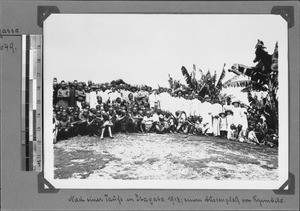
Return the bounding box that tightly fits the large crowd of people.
[52,78,278,147]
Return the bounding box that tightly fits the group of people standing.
[53,78,273,146]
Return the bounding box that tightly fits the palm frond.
[224,79,253,88]
[211,71,217,85]
[241,84,268,92]
[216,63,226,88]
[181,66,194,89]
[222,75,240,88]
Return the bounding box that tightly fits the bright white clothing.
[201,101,212,134]
[219,116,227,131]
[232,106,243,126]
[108,91,122,101]
[159,92,170,111]
[224,104,234,112]
[240,107,248,130]
[248,130,259,144]
[238,129,247,142]
[211,103,222,136]
[89,91,98,108]
[149,93,159,108]
[97,90,109,103]
[120,90,130,101]
[85,92,90,104]
[152,113,159,122]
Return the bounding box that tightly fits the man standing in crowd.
[211,98,222,136]
[56,80,70,109]
[75,82,86,108]
[108,86,122,103]
[200,96,212,135]
[52,78,266,147]
[68,80,77,108]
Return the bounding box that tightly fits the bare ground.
[54,133,278,180]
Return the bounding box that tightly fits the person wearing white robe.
[223,97,234,112]
[201,99,212,134]
[211,100,222,136]
[164,92,173,112]
[159,91,170,111]
[120,89,130,102]
[191,96,199,116]
[240,104,248,131]
[167,94,176,114]
[177,96,186,114]
[85,87,91,105]
[187,95,194,116]
[182,95,190,116]
[107,87,122,102]
[89,91,98,108]
[149,90,159,109]
[195,96,202,117]
[232,101,243,126]
[97,86,109,103]
[156,91,163,111]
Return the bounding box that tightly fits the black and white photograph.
[43,14,288,189]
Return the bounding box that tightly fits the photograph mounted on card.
[43,14,288,189]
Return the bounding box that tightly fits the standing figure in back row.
[56,80,70,109]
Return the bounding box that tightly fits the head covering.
[232,100,240,105]
[219,112,226,116]
[131,86,138,92]
[225,109,233,115]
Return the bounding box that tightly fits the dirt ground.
[54,133,278,180]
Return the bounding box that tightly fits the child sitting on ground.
[100,111,114,139]
[228,124,237,141]
[247,126,260,145]
[141,111,156,133]
[55,113,71,143]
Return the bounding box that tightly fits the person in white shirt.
[219,112,228,138]
[119,85,130,102]
[141,111,155,133]
[84,86,91,105]
[223,97,234,112]
[240,103,248,131]
[108,87,122,102]
[232,100,243,126]
[158,89,170,111]
[211,99,222,136]
[97,85,109,103]
[149,89,159,109]
[89,90,98,108]
[247,126,260,144]
[130,86,138,100]
[200,97,213,135]
[136,86,149,102]
[196,95,203,117]
[176,90,186,113]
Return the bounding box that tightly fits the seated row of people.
[53,101,276,148]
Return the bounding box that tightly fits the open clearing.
[54,133,278,180]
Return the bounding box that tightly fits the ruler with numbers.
[21,35,43,171]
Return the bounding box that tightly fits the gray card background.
[1,1,299,210]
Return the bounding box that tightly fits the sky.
[44,14,286,98]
